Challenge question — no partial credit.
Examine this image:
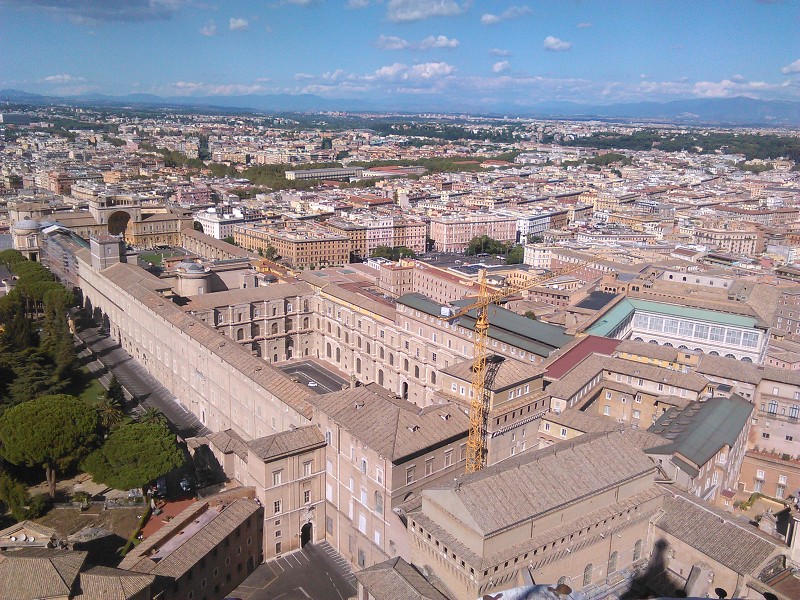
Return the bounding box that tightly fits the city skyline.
[2,0,799,107]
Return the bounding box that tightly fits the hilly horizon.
[1,88,798,126]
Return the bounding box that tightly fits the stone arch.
[107,211,131,235]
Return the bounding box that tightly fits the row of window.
[632,313,759,348]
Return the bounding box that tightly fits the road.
[75,326,209,438]
[229,542,356,600]
[280,360,348,395]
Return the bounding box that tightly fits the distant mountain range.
[1,88,798,126]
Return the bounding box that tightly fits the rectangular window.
[560,428,567,438]
[460,444,467,461]
[358,513,366,534]
[425,459,434,476]
[276,542,282,554]
[603,405,610,416]
[376,468,383,484]
[272,470,283,486]
[406,467,415,485]
[303,461,312,477]
[444,450,452,467]
[273,500,282,515]
[304,490,311,504]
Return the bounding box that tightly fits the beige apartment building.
[205,426,327,559]
[234,222,350,268]
[691,226,765,256]
[313,384,468,569]
[429,213,517,253]
[325,214,426,258]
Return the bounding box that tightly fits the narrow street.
[75,326,209,438]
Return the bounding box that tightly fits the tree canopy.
[370,245,416,261]
[0,395,99,497]
[82,422,184,491]
[465,235,508,256]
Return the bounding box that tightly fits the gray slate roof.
[647,395,753,468]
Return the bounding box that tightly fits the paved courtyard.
[280,359,349,395]
[228,541,356,600]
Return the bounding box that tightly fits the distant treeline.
[562,130,800,161]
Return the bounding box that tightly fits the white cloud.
[168,81,267,96]
[376,35,410,50]
[731,73,745,81]
[419,35,459,49]
[228,17,249,31]
[492,61,510,73]
[199,20,217,36]
[576,22,593,28]
[347,0,370,7]
[294,73,315,80]
[481,5,531,25]
[386,0,465,22]
[366,61,455,81]
[40,74,87,83]
[543,36,572,51]
[693,79,738,97]
[489,48,511,57]
[781,59,800,74]
[376,34,459,50]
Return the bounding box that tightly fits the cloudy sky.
[1,0,798,106]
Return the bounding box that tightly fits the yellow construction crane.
[441,262,591,474]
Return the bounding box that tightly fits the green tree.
[264,246,278,260]
[0,469,32,521]
[106,376,125,407]
[506,244,524,265]
[466,235,506,256]
[138,406,167,426]
[96,397,125,433]
[0,250,24,268]
[0,395,99,497]
[82,422,184,491]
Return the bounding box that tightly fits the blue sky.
[1,0,799,106]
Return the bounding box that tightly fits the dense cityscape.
[2,1,800,600]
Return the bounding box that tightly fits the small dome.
[14,218,41,231]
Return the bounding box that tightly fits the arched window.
[583,564,592,587]
[271,323,278,335]
[366,343,371,355]
[403,359,409,372]
[414,365,420,379]
[336,347,341,363]
[389,353,394,366]
[430,372,437,385]
[378,370,384,386]
[303,317,309,329]
[252,323,260,336]
[356,358,362,374]
[608,551,618,574]
[326,343,332,358]
[633,539,642,562]
[303,300,309,312]
[327,322,331,333]
[357,337,362,349]
[236,329,244,341]
[379,347,385,359]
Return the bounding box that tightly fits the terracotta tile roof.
[545,335,621,380]
[313,384,468,463]
[441,356,545,392]
[654,487,781,575]
[181,281,313,311]
[120,497,260,579]
[75,566,155,600]
[0,548,86,600]
[355,557,452,600]
[423,431,658,537]
[207,429,249,460]
[247,425,325,462]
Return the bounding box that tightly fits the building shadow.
[620,538,676,600]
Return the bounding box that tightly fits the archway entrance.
[301,522,313,548]
[107,211,131,235]
[401,381,409,400]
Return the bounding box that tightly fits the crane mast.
[465,270,491,474]
[459,260,593,474]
